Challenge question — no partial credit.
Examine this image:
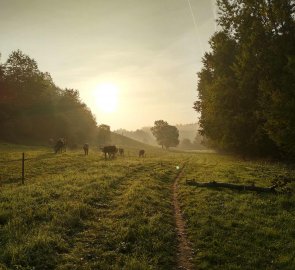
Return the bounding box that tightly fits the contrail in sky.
[186,0,204,53]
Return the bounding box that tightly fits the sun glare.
[94,83,119,113]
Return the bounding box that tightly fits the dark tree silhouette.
[0,50,97,145]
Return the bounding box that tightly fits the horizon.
[0,0,217,130]
[114,122,198,133]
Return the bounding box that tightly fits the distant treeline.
[0,50,97,145]
[195,0,295,159]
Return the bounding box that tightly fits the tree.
[195,0,295,158]
[151,120,179,149]
[0,50,98,145]
[97,124,111,145]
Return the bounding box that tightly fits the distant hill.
[176,123,199,141]
[114,128,157,146]
[114,123,207,150]
[110,132,156,150]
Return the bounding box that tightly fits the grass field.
[0,143,295,269]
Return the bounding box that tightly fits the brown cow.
[83,143,89,155]
[139,149,145,158]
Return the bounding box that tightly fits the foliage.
[0,50,97,145]
[195,0,295,158]
[151,120,180,149]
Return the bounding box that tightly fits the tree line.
[0,50,98,146]
[195,0,295,159]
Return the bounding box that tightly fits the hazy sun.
[94,83,119,113]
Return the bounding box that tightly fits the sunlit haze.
[0,0,217,130]
[93,83,119,113]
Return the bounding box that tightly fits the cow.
[101,145,118,160]
[139,149,145,158]
[83,143,89,155]
[54,138,65,154]
[118,148,124,156]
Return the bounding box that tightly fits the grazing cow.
[101,145,118,160]
[83,143,89,155]
[139,149,145,158]
[118,148,124,156]
[54,138,65,154]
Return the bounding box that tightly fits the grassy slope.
[1,144,295,269]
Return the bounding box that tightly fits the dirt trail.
[173,165,194,270]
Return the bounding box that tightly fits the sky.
[0,0,217,130]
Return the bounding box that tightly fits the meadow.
[0,143,295,270]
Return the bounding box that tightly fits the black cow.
[83,143,89,155]
[118,148,124,156]
[101,145,118,160]
[54,138,65,154]
[139,149,145,158]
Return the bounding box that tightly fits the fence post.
[22,152,25,184]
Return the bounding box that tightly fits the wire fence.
[0,150,72,185]
[0,149,143,186]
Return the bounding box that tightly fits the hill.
[115,123,207,150]
[114,128,157,146]
[175,123,199,141]
[110,132,157,151]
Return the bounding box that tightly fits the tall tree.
[151,120,179,149]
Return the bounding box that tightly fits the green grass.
[178,153,295,269]
[0,144,180,270]
[1,144,295,269]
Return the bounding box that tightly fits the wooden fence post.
[22,152,25,184]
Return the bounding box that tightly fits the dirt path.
[173,165,194,270]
